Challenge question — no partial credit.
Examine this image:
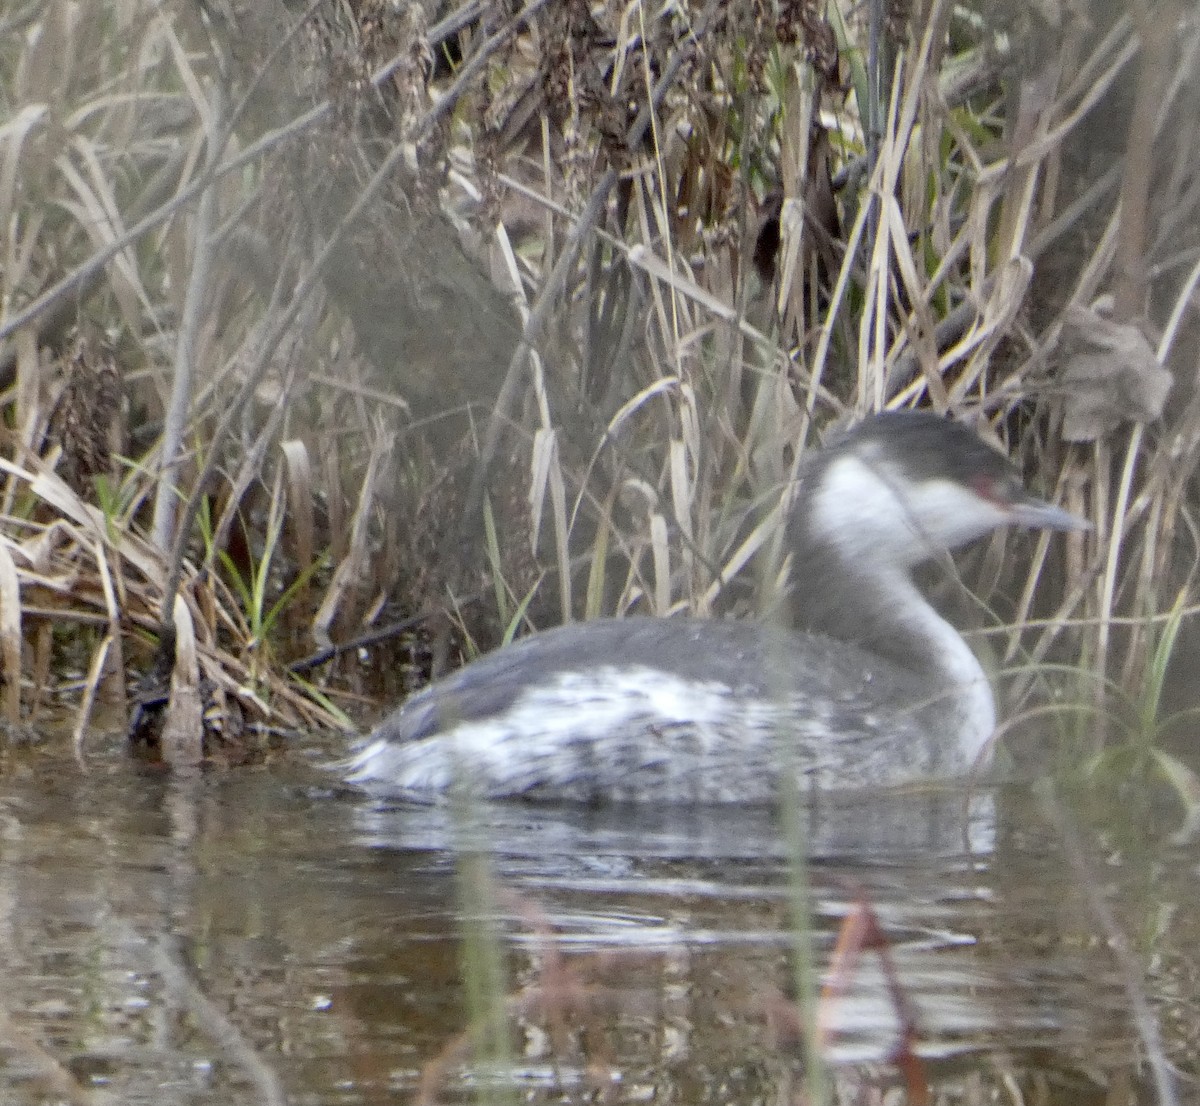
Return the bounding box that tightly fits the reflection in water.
[351,783,999,865]
[0,746,1188,1104]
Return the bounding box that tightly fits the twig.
[150,932,290,1106]
[823,890,930,1104]
[288,596,480,674]
[150,76,226,552]
[429,0,484,49]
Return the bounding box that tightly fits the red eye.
[971,474,1023,508]
[970,473,998,502]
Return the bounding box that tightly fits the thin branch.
[150,932,290,1106]
[150,80,226,552]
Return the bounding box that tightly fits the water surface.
[0,739,1190,1105]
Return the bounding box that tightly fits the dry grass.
[0,0,1198,762]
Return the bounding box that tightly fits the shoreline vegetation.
[0,0,1197,778]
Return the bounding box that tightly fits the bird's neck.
[788,528,996,767]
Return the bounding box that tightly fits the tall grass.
[0,0,1196,757]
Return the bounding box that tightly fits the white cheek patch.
[810,457,1009,564]
[899,480,1010,549]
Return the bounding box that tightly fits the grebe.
[345,411,1086,803]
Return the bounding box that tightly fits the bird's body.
[345,412,1085,803]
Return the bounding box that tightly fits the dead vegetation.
[415,885,936,1106]
[0,0,1198,767]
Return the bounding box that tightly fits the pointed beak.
[1008,494,1091,532]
